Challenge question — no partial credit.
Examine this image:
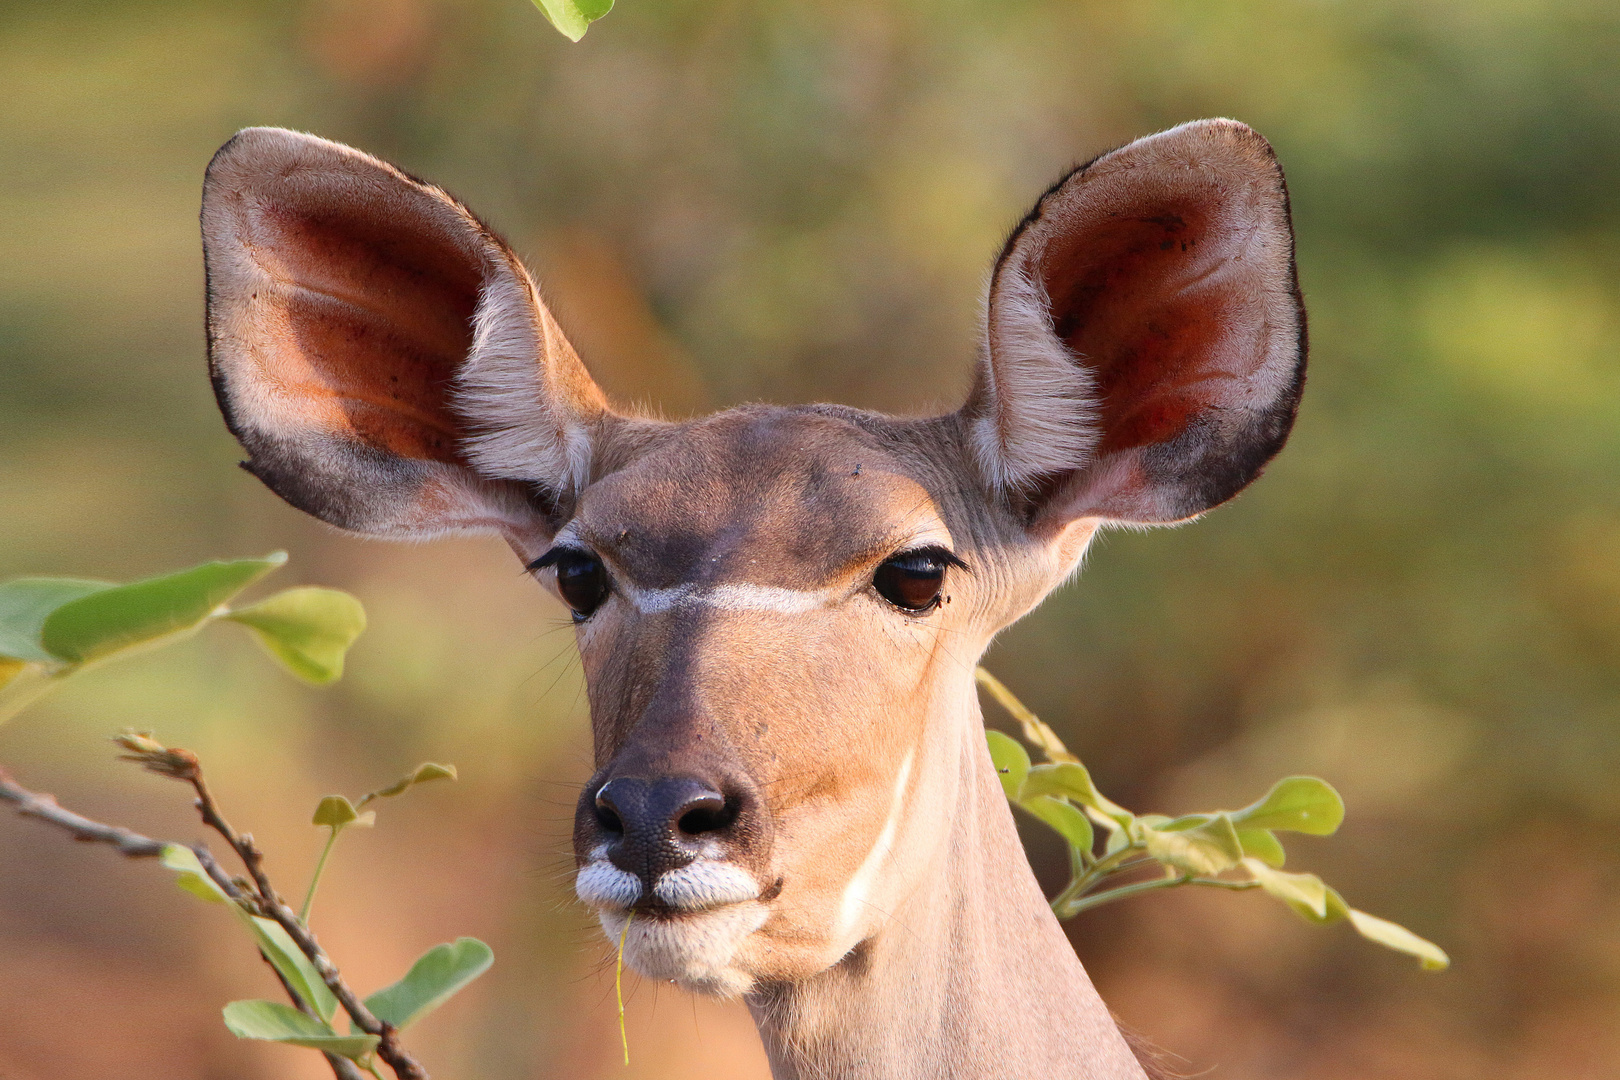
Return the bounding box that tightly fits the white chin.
[597,903,769,998]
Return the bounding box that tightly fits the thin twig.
[1058,873,1262,917]
[0,764,357,1080]
[182,764,427,1080]
[0,766,166,856]
[114,738,425,1079]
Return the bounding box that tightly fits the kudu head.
[202,120,1304,999]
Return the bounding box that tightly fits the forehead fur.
[573,405,986,589]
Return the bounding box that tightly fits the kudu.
[201,118,1305,1079]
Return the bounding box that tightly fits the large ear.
[964,119,1306,527]
[202,127,613,540]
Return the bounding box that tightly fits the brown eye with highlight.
[530,547,610,622]
[873,548,959,613]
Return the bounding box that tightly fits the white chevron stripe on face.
[627,582,834,615]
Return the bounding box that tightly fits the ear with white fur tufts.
[964,118,1307,528]
[202,126,614,541]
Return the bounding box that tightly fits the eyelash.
[529,546,611,622]
[871,546,967,614]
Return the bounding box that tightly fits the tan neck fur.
[747,699,1148,1080]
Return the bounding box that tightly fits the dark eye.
[873,549,955,613]
[530,547,610,621]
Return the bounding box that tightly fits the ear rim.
[201,126,607,540]
[964,118,1308,529]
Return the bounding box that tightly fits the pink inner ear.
[1040,200,1254,457]
[245,193,481,465]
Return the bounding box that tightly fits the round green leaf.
[223,999,378,1059]
[312,795,361,829]
[1022,761,1134,823]
[363,937,494,1031]
[1238,828,1288,868]
[1230,776,1345,836]
[0,578,112,663]
[531,0,613,40]
[225,586,366,684]
[41,555,285,664]
[985,730,1030,800]
[1347,908,1450,971]
[1017,794,1094,852]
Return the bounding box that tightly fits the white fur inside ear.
[457,264,597,494]
[973,260,1097,491]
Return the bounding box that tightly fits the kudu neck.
[746,699,1148,1080]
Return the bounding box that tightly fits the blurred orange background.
[4,0,1620,1077]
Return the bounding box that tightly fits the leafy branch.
[976,668,1450,971]
[0,552,364,726]
[0,556,492,1078]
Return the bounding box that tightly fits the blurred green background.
[3,0,1619,1076]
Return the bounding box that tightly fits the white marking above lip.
[575,860,642,909]
[654,860,761,910]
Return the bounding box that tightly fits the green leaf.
[985,730,1030,800]
[313,795,360,829]
[1154,813,1210,832]
[1017,795,1094,852]
[1243,858,1339,921]
[225,586,366,684]
[41,555,286,664]
[1347,908,1450,971]
[363,937,493,1031]
[160,843,231,905]
[0,578,112,663]
[1022,761,1133,822]
[1142,812,1245,876]
[1230,776,1345,836]
[530,0,613,41]
[244,916,340,1024]
[165,842,340,1021]
[366,762,458,802]
[222,999,378,1059]
[1237,828,1287,868]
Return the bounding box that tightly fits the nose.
[591,776,743,886]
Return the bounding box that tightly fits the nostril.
[593,777,745,847]
[676,795,737,837]
[593,780,629,835]
[594,801,624,834]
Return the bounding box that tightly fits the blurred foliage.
[979,669,1449,970]
[0,556,487,1074]
[0,553,364,722]
[2,0,1619,1076]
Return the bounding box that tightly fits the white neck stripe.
[835,748,915,944]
